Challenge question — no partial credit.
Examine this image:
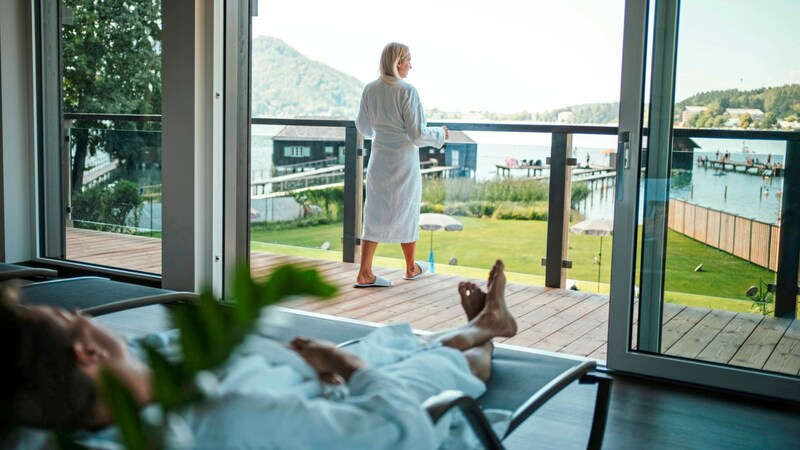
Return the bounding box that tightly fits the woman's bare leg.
[400,241,421,278]
[357,240,379,285]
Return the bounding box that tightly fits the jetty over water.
[697,158,784,177]
[496,164,617,182]
[252,164,459,196]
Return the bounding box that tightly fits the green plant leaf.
[101,264,337,448]
[173,305,206,373]
[197,290,226,350]
[54,432,91,450]
[144,344,185,411]
[100,370,149,450]
[233,264,258,324]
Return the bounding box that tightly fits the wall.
[0,0,34,262]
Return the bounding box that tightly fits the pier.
[697,158,784,177]
[252,164,459,196]
[495,163,545,177]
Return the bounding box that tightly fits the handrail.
[63,112,161,123]
[62,113,800,141]
[251,117,618,135]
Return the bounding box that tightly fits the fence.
[668,198,779,271]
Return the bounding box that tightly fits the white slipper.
[403,261,429,280]
[354,275,393,288]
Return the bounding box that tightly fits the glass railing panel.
[65,125,163,274]
[250,124,345,263]
[415,130,551,284]
[567,134,620,293]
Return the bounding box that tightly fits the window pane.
[633,0,799,377]
[61,0,162,274]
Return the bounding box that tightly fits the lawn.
[250,217,776,312]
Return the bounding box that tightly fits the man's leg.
[420,260,517,383]
[454,280,491,382]
[356,240,379,285]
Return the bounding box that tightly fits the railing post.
[342,126,364,263]
[544,132,574,288]
[774,138,799,317]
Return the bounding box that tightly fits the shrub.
[71,180,143,233]
[422,178,593,220]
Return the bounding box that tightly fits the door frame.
[607,0,800,402]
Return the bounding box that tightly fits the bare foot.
[476,260,517,337]
[356,272,376,285]
[458,281,486,321]
[405,263,423,279]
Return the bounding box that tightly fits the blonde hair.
[379,42,410,82]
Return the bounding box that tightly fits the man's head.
[0,288,149,431]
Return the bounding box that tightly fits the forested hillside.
[676,84,800,120]
[534,102,619,124]
[251,37,363,118]
[250,37,799,127]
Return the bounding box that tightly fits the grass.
[250,217,776,311]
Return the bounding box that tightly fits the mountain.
[251,37,363,118]
[676,84,800,120]
[534,84,800,125]
[534,102,620,124]
[250,38,799,126]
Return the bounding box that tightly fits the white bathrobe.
[356,78,445,243]
[73,325,489,450]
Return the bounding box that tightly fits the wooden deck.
[67,227,800,374]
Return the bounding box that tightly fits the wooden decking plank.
[666,309,737,359]
[560,322,609,357]
[759,319,800,375]
[536,296,609,351]
[695,313,763,364]
[660,307,711,352]
[505,294,596,348]
[730,316,792,369]
[588,343,607,360]
[381,279,469,325]
[352,277,463,322]
[305,269,445,315]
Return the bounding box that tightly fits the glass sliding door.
[40,0,163,275]
[609,0,800,401]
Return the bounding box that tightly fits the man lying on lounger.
[0,261,517,449]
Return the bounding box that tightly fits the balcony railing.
[59,113,799,317]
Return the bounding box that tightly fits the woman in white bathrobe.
[355,42,449,287]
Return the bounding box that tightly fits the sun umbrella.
[569,218,613,292]
[419,213,463,273]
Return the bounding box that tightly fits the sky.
[253,0,800,114]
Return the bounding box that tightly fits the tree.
[761,112,777,128]
[63,0,162,193]
[739,112,753,129]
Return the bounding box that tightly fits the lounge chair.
[7,305,609,449]
[0,262,57,282]
[271,308,612,450]
[18,276,198,316]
